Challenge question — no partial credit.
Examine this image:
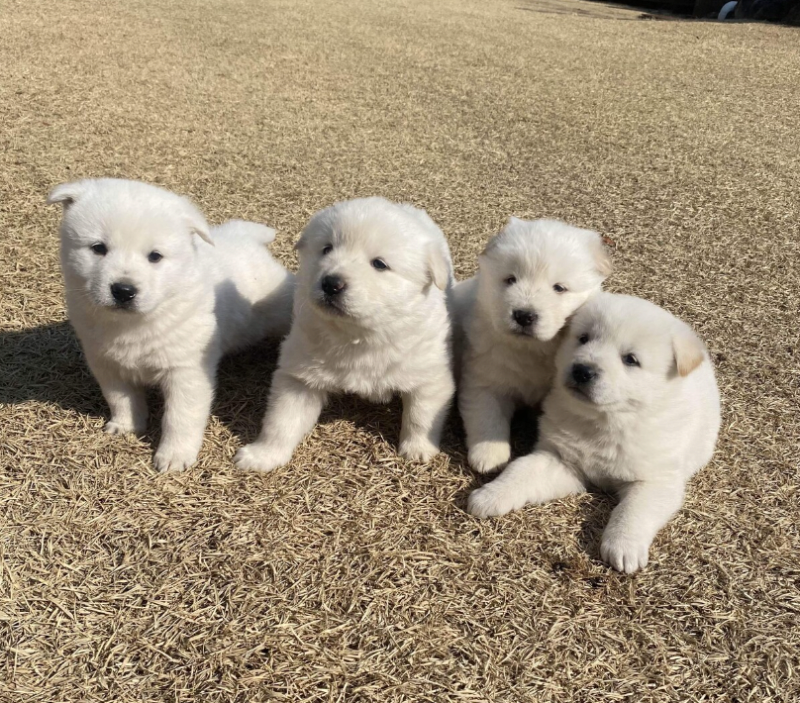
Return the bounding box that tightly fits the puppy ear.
[592,235,613,278]
[182,199,214,246]
[673,328,706,377]
[481,235,499,256]
[426,243,451,290]
[482,216,524,256]
[294,230,309,251]
[47,182,85,207]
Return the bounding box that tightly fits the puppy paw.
[467,481,526,518]
[105,418,146,436]
[600,530,651,574]
[234,443,290,473]
[154,444,199,473]
[399,435,439,463]
[468,441,511,474]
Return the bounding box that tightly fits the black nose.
[321,275,347,297]
[110,282,137,303]
[512,309,537,328]
[571,363,598,385]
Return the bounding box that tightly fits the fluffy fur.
[49,178,294,472]
[235,197,454,472]
[453,217,611,474]
[467,293,721,573]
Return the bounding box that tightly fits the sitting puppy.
[234,197,454,472]
[49,178,294,472]
[453,218,611,474]
[468,293,721,573]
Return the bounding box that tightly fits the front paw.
[600,529,651,574]
[234,443,291,473]
[398,435,439,462]
[467,481,526,518]
[105,418,146,436]
[468,441,511,474]
[154,443,200,473]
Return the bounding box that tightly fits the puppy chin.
[531,324,561,343]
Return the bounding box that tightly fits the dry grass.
[1,0,799,700]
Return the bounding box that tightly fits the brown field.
[1,0,798,700]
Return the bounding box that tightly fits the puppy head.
[294,197,451,328]
[477,218,611,342]
[556,292,707,411]
[49,179,211,315]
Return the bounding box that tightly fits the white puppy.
[468,293,721,573]
[454,218,611,474]
[234,197,454,472]
[49,178,294,472]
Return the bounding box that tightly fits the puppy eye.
[553,283,568,293]
[622,353,640,367]
[148,251,163,263]
[90,243,108,256]
[578,333,590,345]
[371,258,389,271]
[322,244,333,255]
[504,275,517,286]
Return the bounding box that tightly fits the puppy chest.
[98,328,211,384]
[552,431,640,488]
[482,346,554,403]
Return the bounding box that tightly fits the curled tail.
[211,219,277,246]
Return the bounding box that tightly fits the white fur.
[234,197,455,472]
[454,218,611,473]
[49,178,294,472]
[468,293,721,573]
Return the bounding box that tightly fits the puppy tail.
[212,219,277,246]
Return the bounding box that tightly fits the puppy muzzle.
[565,363,600,401]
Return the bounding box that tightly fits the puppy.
[234,197,454,472]
[454,218,611,474]
[468,293,721,573]
[49,178,294,472]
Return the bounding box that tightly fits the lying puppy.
[49,178,294,472]
[235,197,454,472]
[454,218,611,474]
[468,293,721,573]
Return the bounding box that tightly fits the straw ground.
[1,0,798,700]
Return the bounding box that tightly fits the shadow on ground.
[0,321,101,415]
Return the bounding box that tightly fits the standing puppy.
[468,293,721,573]
[235,197,454,472]
[50,178,294,472]
[454,218,611,474]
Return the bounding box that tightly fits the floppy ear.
[47,181,85,207]
[182,199,214,246]
[673,328,706,377]
[426,243,451,290]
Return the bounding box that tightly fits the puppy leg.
[90,361,148,435]
[468,451,586,518]
[234,371,327,473]
[154,363,216,473]
[600,481,685,574]
[398,374,455,462]
[459,379,514,473]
